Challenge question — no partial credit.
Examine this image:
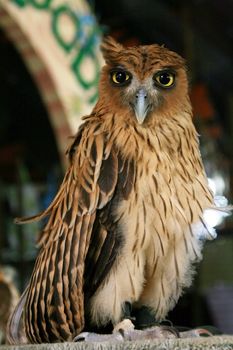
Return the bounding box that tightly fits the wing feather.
[8,120,136,344]
[8,121,128,343]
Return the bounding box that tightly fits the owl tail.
[7,286,28,345]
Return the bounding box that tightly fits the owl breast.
[116,143,208,297]
[119,155,172,253]
[89,124,215,324]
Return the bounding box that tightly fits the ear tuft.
[100,36,124,64]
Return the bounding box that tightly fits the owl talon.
[73,332,90,342]
[179,328,213,338]
[73,326,179,342]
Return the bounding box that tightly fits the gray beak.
[133,88,151,124]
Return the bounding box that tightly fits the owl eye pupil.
[116,72,126,83]
[159,73,171,85]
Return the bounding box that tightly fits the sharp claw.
[73,332,90,342]
[195,328,213,337]
[179,328,213,338]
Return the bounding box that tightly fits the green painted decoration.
[11,0,101,105]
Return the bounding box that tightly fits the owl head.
[98,37,190,126]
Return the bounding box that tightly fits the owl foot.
[74,325,215,342]
[74,325,178,342]
[73,302,216,342]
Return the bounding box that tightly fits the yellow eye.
[111,70,131,85]
[154,71,175,88]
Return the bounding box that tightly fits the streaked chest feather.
[116,143,213,261]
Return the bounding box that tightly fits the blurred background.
[0,0,232,342]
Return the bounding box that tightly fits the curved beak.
[132,88,151,124]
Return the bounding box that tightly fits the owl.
[8,37,230,344]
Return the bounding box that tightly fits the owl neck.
[91,101,201,167]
